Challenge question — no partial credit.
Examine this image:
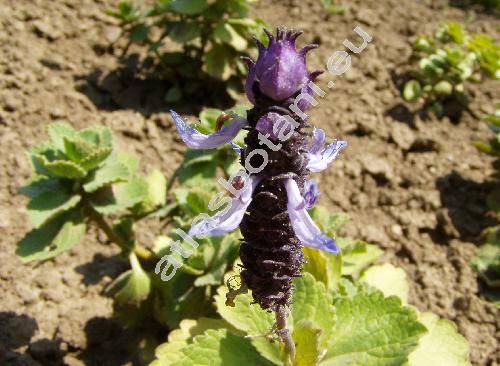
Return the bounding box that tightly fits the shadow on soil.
[75,253,128,286]
[78,317,164,366]
[74,53,235,118]
[0,311,67,366]
[430,170,498,244]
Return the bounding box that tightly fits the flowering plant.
[165,28,471,365]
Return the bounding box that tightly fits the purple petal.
[307,139,347,173]
[188,175,260,237]
[303,179,320,209]
[309,127,326,154]
[171,110,248,150]
[284,179,339,254]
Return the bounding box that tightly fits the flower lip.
[188,175,261,238]
[171,110,248,150]
[284,178,339,254]
[303,179,320,209]
[307,128,347,173]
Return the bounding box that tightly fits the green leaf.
[433,80,453,95]
[153,318,234,366]
[167,329,273,366]
[293,320,322,366]
[144,169,167,208]
[63,136,97,163]
[309,206,347,236]
[303,246,342,292]
[214,285,281,364]
[91,176,148,214]
[360,264,410,304]
[19,175,62,198]
[340,239,383,276]
[48,122,76,152]
[79,147,113,171]
[169,0,208,15]
[83,161,130,193]
[471,227,500,288]
[406,312,470,366]
[34,155,87,179]
[204,44,232,80]
[131,24,149,42]
[106,253,151,305]
[213,22,248,51]
[403,80,423,102]
[27,192,81,228]
[78,125,113,148]
[292,273,336,350]
[17,210,86,262]
[321,291,427,366]
[191,235,240,287]
[168,22,201,43]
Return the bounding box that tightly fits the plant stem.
[275,306,295,366]
[86,205,154,261]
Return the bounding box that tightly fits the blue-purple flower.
[171,112,345,254]
[170,28,347,259]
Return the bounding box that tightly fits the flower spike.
[171,110,248,150]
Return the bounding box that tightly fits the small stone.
[391,224,403,236]
[356,8,379,26]
[390,124,415,150]
[360,154,394,182]
[32,19,62,41]
[50,108,66,119]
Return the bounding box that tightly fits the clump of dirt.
[0,0,498,365]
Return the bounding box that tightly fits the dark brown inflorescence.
[239,87,310,311]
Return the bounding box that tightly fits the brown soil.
[0,0,498,365]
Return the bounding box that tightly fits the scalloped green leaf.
[303,246,342,292]
[83,161,130,193]
[214,285,280,364]
[27,192,81,228]
[79,146,114,171]
[406,312,470,366]
[360,264,410,304]
[19,175,62,198]
[90,176,148,214]
[34,155,86,179]
[16,210,86,262]
[152,318,235,366]
[321,291,427,366]
[48,122,76,152]
[292,273,336,350]
[77,125,113,148]
[63,136,97,162]
[340,239,383,276]
[293,320,322,366]
[166,329,273,366]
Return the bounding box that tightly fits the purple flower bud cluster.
[172,28,346,312]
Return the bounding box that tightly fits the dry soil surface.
[0,0,499,365]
